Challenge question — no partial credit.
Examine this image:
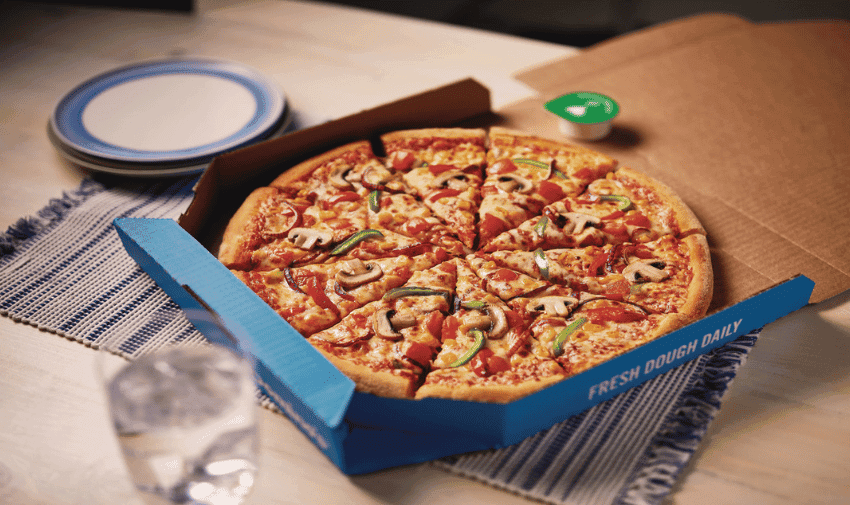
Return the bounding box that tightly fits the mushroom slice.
[461,303,509,339]
[329,164,358,189]
[529,295,579,317]
[287,228,333,250]
[431,169,472,191]
[335,259,383,289]
[623,260,668,283]
[465,313,493,332]
[496,173,533,193]
[559,212,601,235]
[485,305,509,339]
[374,308,416,340]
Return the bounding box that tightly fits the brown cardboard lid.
[501,14,850,307]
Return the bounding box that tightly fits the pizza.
[218,127,713,403]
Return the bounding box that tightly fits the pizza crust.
[219,186,278,269]
[415,370,567,403]
[614,166,706,237]
[310,342,420,398]
[681,233,714,321]
[269,140,375,190]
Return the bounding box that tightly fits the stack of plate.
[48,59,290,177]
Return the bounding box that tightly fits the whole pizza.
[218,127,712,403]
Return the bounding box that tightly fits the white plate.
[49,59,286,173]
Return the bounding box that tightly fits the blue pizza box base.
[113,217,814,474]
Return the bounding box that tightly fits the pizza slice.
[416,258,567,402]
[481,167,704,253]
[269,140,401,202]
[478,127,617,247]
[464,253,550,301]
[490,234,712,321]
[512,290,687,377]
[367,191,468,256]
[232,252,444,336]
[307,260,458,398]
[218,186,369,271]
[381,128,487,248]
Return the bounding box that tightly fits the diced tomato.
[602,222,629,241]
[441,315,461,342]
[427,188,461,203]
[625,212,651,227]
[324,191,360,208]
[486,355,511,374]
[424,312,444,338]
[405,217,433,235]
[601,210,625,220]
[489,159,517,174]
[583,306,646,324]
[404,342,433,367]
[604,279,631,301]
[504,309,524,329]
[435,248,451,263]
[588,252,609,276]
[390,151,416,171]
[471,348,495,377]
[537,180,566,203]
[428,164,457,176]
[573,167,593,180]
[438,261,457,275]
[301,276,339,315]
[628,245,656,259]
[490,268,519,282]
[479,212,507,240]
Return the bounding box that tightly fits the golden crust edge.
[415,370,566,403]
[310,343,418,399]
[268,140,374,189]
[614,166,706,237]
[680,233,714,321]
[380,127,487,143]
[218,186,281,269]
[486,126,618,163]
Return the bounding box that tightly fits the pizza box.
[113,14,850,474]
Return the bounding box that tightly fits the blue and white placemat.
[0,173,758,505]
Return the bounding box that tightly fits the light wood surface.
[1,2,847,504]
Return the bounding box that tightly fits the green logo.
[545,92,619,124]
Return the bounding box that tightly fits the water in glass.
[107,345,258,505]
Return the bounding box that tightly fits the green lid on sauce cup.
[545,92,619,141]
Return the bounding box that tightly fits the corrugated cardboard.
[502,13,850,305]
[114,14,849,474]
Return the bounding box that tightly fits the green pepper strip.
[384,286,451,302]
[330,229,383,256]
[368,190,381,212]
[513,158,549,171]
[599,194,633,211]
[533,215,548,237]
[552,317,588,357]
[460,300,487,310]
[449,329,485,367]
[553,168,569,180]
[534,248,550,280]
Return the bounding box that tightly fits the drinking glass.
[98,309,259,505]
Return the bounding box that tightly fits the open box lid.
[498,13,850,306]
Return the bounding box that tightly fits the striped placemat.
[0,173,758,505]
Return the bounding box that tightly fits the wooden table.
[1,1,847,504]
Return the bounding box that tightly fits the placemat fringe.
[613,332,759,505]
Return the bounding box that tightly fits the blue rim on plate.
[49,58,286,167]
